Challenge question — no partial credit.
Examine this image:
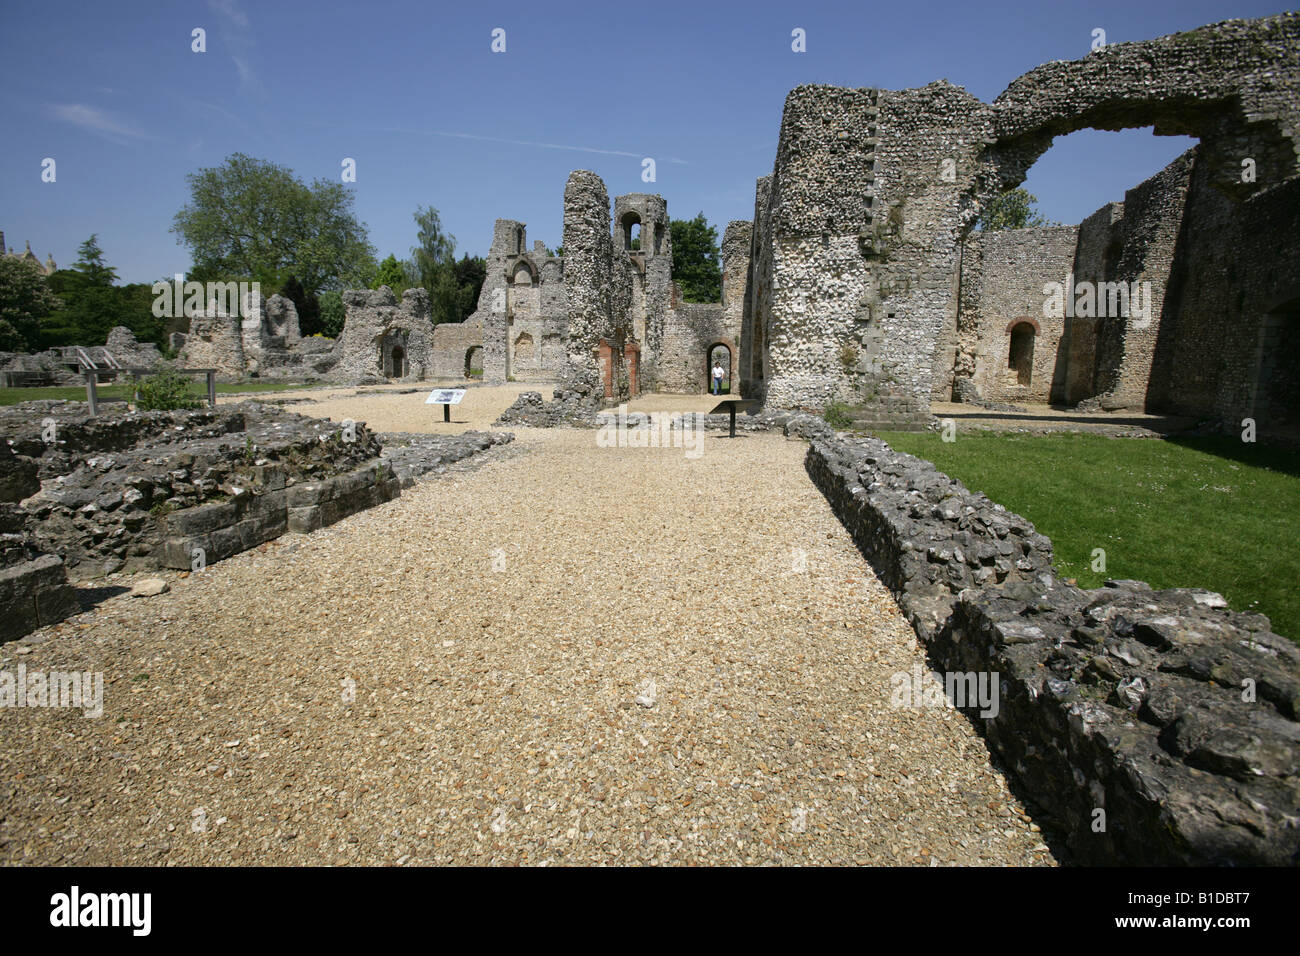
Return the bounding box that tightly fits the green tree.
[401,207,486,326]
[318,291,345,338]
[371,254,411,295]
[977,188,1058,231]
[278,275,322,336]
[409,205,456,293]
[451,254,486,317]
[0,257,60,351]
[72,234,118,286]
[39,237,150,348]
[670,213,721,303]
[171,153,378,293]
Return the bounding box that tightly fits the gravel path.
[0,390,1055,866]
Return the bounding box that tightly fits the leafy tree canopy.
[977,188,1059,231]
[393,206,488,326]
[171,152,377,293]
[371,254,412,295]
[670,213,721,303]
[0,257,61,351]
[318,291,345,338]
[71,234,118,286]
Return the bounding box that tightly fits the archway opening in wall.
[390,346,406,379]
[968,126,1199,409]
[707,343,732,395]
[983,128,1197,231]
[1009,322,1035,386]
[653,223,664,255]
[465,346,483,378]
[621,212,642,251]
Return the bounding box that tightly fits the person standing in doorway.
[712,360,724,395]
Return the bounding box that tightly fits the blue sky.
[0,0,1289,284]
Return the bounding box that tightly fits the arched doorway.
[1008,322,1035,386]
[465,346,483,378]
[378,332,408,379]
[707,343,732,395]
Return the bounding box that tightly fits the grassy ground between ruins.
[0,381,309,406]
[876,430,1300,641]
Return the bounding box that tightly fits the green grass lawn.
[876,430,1300,640]
[0,381,310,406]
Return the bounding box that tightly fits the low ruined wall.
[0,505,80,643]
[0,402,516,641]
[158,458,401,568]
[798,417,1300,865]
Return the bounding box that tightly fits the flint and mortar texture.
[329,287,434,385]
[743,14,1300,436]
[798,418,1300,865]
[0,401,511,640]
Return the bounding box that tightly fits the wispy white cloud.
[208,0,261,95]
[53,103,153,143]
[208,0,249,29]
[307,120,690,165]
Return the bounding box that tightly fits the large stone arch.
[970,15,1300,218]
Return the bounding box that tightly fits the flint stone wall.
[799,417,1300,865]
[953,226,1079,405]
[0,504,80,643]
[0,402,511,636]
[330,287,434,384]
[178,311,245,380]
[655,304,734,394]
[752,14,1300,425]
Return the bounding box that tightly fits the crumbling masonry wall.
[797,416,1300,865]
[330,287,434,384]
[953,226,1079,405]
[748,14,1300,428]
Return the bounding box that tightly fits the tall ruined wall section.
[430,317,483,379]
[612,194,672,375]
[562,171,633,399]
[1155,163,1300,428]
[1080,151,1194,410]
[739,176,774,400]
[509,253,567,382]
[1065,203,1124,405]
[240,293,301,378]
[749,14,1300,415]
[757,82,992,412]
[650,221,750,394]
[720,221,751,345]
[474,219,523,385]
[955,226,1079,405]
[180,311,246,381]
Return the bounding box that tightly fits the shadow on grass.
[1166,435,1300,480]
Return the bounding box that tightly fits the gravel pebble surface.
[0,386,1056,866]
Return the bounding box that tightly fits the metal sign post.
[709,397,758,438]
[425,388,467,423]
